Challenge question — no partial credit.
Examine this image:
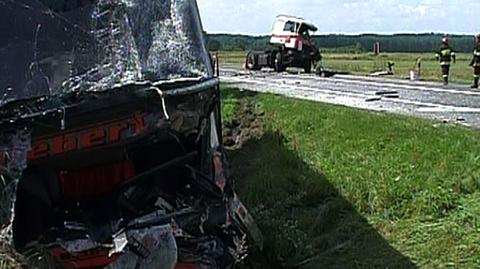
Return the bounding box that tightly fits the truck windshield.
[283,21,298,33]
[0,0,212,108]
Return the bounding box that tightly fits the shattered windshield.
[0,0,212,107]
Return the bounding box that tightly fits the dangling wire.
[151,87,170,120]
[59,107,66,130]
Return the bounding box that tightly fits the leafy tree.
[233,37,247,51]
[207,39,222,51]
[207,33,478,53]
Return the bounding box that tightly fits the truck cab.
[270,15,318,51]
[246,15,322,73]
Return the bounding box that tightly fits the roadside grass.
[217,51,246,65]
[222,86,480,268]
[323,52,473,84]
[218,51,475,84]
[221,88,241,126]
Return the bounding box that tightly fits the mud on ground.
[222,94,265,150]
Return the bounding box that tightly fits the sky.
[197,0,480,35]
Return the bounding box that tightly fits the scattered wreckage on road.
[0,0,261,268]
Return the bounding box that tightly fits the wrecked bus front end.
[0,0,261,268]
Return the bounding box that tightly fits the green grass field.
[217,51,476,85]
[222,87,480,268]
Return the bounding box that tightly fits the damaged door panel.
[0,0,262,268]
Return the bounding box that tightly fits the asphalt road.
[221,65,480,129]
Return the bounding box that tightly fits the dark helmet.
[476,33,480,42]
[442,36,449,44]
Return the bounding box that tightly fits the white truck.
[245,15,322,73]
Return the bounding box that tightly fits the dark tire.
[274,52,285,72]
[246,52,260,71]
[304,61,312,73]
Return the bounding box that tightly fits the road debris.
[221,66,480,129]
[370,61,395,77]
[365,97,383,102]
[383,94,400,99]
[375,90,399,96]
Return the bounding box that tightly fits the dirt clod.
[223,97,264,149]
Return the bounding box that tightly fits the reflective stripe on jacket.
[471,46,480,67]
[436,45,455,65]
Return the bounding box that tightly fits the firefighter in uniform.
[436,36,456,85]
[469,34,480,88]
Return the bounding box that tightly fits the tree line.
[206,33,478,53]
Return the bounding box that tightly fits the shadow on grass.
[228,132,418,269]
